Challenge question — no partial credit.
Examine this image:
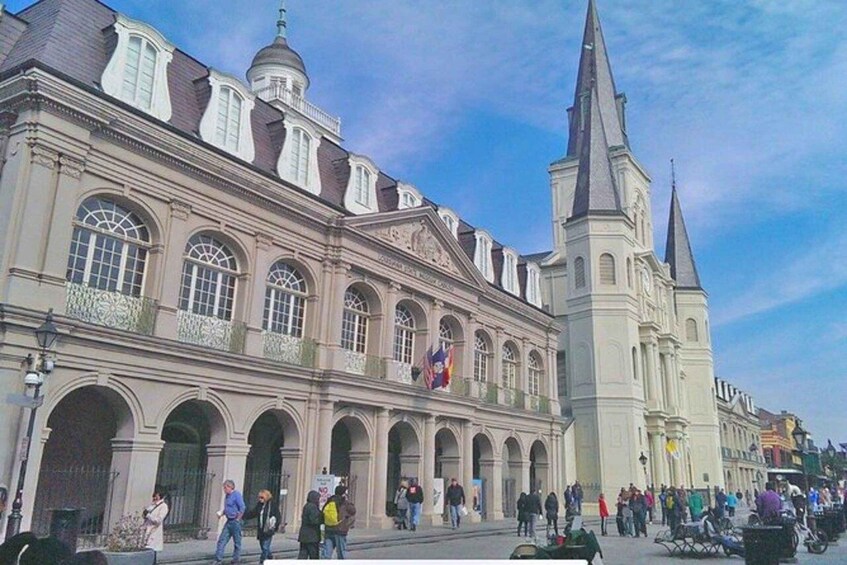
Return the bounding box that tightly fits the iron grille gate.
[502,478,517,518]
[242,471,290,536]
[32,466,118,550]
[156,468,216,542]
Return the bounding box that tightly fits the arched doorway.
[472,434,495,520]
[386,420,420,516]
[33,386,133,545]
[529,440,549,494]
[502,438,522,518]
[329,415,371,510]
[156,400,225,541]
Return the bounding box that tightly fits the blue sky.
[9,1,846,445]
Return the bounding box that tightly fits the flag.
[430,345,449,389]
[443,345,454,388]
[423,345,434,389]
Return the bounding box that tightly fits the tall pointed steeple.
[664,163,702,289]
[567,0,628,158]
[571,84,622,218]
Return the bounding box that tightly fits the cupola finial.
[277,0,287,39]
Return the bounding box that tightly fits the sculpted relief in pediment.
[373,221,460,275]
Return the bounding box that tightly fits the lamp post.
[5,310,58,540]
[639,451,648,488]
[791,422,810,493]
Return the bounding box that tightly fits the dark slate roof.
[664,186,702,289]
[0,11,27,65]
[566,0,627,158]
[249,36,307,78]
[571,84,622,218]
[522,251,550,264]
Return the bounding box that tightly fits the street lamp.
[791,422,810,493]
[825,440,836,460]
[5,309,58,539]
[639,451,648,487]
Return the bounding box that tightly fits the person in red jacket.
[598,493,610,536]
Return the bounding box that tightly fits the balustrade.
[177,310,246,353]
[65,282,157,335]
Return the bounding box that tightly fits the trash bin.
[49,508,82,554]
[777,514,796,558]
[741,525,782,565]
[823,508,840,541]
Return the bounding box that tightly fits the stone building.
[0,0,566,542]
[714,378,767,496]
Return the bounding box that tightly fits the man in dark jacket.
[445,478,466,529]
[525,490,543,541]
[323,485,357,559]
[406,478,424,531]
[243,489,283,564]
[297,491,322,559]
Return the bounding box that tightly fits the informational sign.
[472,479,484,514]
[432,478,444,515]
[312,474,339,509]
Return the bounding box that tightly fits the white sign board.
[312,474,339,509]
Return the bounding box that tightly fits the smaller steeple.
[277,0,287,39]
[571,83,622,219]
[664,161,702,289]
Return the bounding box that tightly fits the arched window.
[341,287,369,353]
[67,197,150,296]
[685,318,699,342]
[574,256,586,289]
[179,234,237,320]
[263,261,306,337]
[439,320,454,350]
[393,304,415,364]
[501,343,518,389]
[289,127,311,185]
[473,331,490,382]
[354,165,371,206]
[599,253,616,285]
[122,36,158,110]
[216,86,243,152]
[528,353,542,396]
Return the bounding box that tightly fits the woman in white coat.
[143,488,169,563]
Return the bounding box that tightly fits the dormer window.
[526,262,542,307]
[101,14,174,121]
[343,155,379,215]
[290,127,310,184]
[501,248,519,295]
[198,70,256,162]
[438,207,459,239]
[474,231,494,283]
[277,116,322,195]
[397,182,422,210]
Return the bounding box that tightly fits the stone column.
[430,299,443,349]
[462,421,480,522]
[244,234,274,357]
[205,443,251,530]
[382,283,400,366]
[652,342,665,409]
[644,342,657,403]
[422,415,436,524]
[482,457,504,521]
[154,200,194,341]
[371,408,391,528]
[108,437,164,529]
[463,315,478,381]
[520,460,531,494]
[649,433,666,487]
[279,446,302,528]
[315,400,334,473]
[348,451,372,526]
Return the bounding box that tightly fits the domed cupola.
[247,1,310,99]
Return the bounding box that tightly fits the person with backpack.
[297,490,322,559]
[143,487,169,564]
[406,478,424,531]
[242,489,282,564]
[322,485,357,559]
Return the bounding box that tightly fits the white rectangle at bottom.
[267,561,588,564]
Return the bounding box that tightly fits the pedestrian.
[564,486,573,515]
[214,479,245,565]
[755,482,782,524]
[688,489,703,521]
[516,492,528,537]
[393,480,409,530]
[598,493,609,536]
[726,491,737,518]
[644,488,654,525]
[715,488,727,520]
[544,492,559,538]
[630,490,646,537]
[615,489,626,536]
[665,487,681,534]
[406,478,424,531]
[525,490,543,542]
[322,485,357,559]
[297,490,322,559]
[242,489,282,564]
[143,487,169,564]
[445,478,466,530]
[573,481,584,514]
[622,492,634,537]
[659,486,667,526]
[677,487,689,523]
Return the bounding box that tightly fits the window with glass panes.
[66,197,150,296]
[263,262,306,336]
[528,354,542,396]
[290,128,310,185]
[341,287,369,353]
[501,343,517,389]
[393,305,415,363]
[354,165,371,206]
[439,320,454,351]
[179,234,238,320]
[215,87,242,152]
[122,36,157,110]
[473,332,489,382]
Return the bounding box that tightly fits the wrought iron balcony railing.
[262,332,316,368]
[177,310,246,354]
[344,350,384,378]
[65,282,157,335]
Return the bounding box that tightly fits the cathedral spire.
[567,0,628,157]
[276,0,287,39]
[571,83,622,218]
[664,162,702,289]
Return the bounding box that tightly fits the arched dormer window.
[438,207,459,239]
[101,14,174,121]
[66,197,150,296]
[528,352,543,396]
[179,234,238,320]
[574,256,586,289]
[277,117,322,195]
[473,331,490,382]
[341,287,369,353]
[474,231,494,283]
[599,253,616,285]
[263,261,306,337]
[397,182,422,210]
[501,342,518,389]
[344,155,379,214]
[199,70,256,162]
[393,304,416,364]
[525,262,542,307]
[501,248,519,295]
[685,318,699,342]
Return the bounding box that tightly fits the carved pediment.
[372,219,461,275]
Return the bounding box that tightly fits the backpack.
[323,500,340,527]
[666,496,674,509]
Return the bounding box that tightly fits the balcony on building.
[65,282,158,335]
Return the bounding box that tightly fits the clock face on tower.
[641,269,652,295]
